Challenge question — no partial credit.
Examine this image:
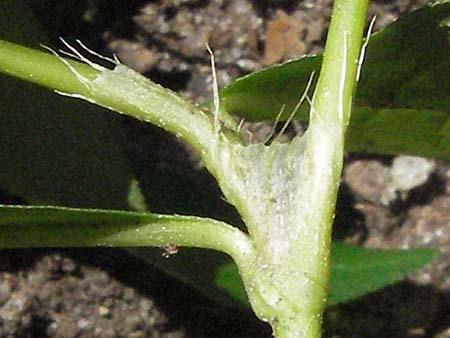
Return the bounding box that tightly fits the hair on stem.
[273,71,315,143]
[206,43,221,136]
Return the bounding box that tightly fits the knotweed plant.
[0,0,442,337]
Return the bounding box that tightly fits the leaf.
[214,260,248,306]
[220,55,320,121]
[0,1,245,310]
[0,205,438,307]
[220,2,450,160]
[133,248,240,307]
[0,205,245,307]
[356,3,450,110]
[0,205,157,244]
[178,242,439,308]
[1,1,439,311]
[347,107,450,159]
[328,242,438,306]
[0,0,133,208]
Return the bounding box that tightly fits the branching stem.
[0,205,256,273]
[0,0,369,335]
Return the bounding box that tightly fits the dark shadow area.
[28,314,52,338]
[0,247,270,338]
[68,247,269,338]
[118,115,243,225]
[30,0,146,43]
[325,281,450,338]
[250,0,301,17]
[145,68,191,92]
[391,172,447,213]
[0,189,25,205]
[429,289,450,337]
[333,183,368,243]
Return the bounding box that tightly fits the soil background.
[1,0,450,337]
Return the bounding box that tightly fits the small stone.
[344,160,391,204]
[391,155,435,191]
[98,305,110,317]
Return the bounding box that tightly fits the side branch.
[0,205,255,267]
[0,39,239,177]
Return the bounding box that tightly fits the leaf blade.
[0,205,250,307]
[328,242,438,306]
[220,2,450,160]
[346,107,450,158]
[0,205,438,306]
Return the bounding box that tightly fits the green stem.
[0,0,369,334]
[0,40,239,177]
[0,40,96,96]
[0,205,255,271]
[213,0,369,336]
[311,0,368,126]
[287,0,368,336]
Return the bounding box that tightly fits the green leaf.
[134,248,240,308]
[328,242,438,306]
[0,1,245,310]
[0,0,133,208]
[220,2,450,160]
[214,243,438,307]
[0,205,438,306]
[356,3,450,110]
[220,55,321,121]
[0,0,439,312]
[214,261,249,306]
[347,107,450,158]
[0,204,247,307]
